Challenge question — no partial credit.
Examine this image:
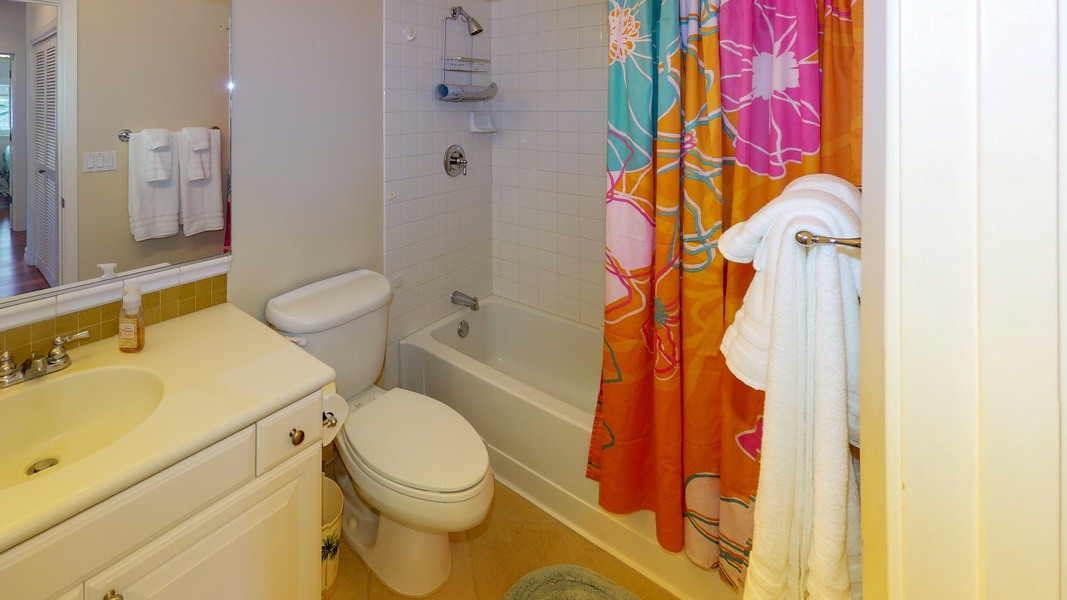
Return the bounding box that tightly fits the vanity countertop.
[0,303,336,554]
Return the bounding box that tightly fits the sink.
[0,366,164,491]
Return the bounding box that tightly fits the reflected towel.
[128,132,179,240]
[179,127,212,181]
[178,128,224,236]
[141,128,172,182]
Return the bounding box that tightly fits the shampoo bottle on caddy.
[118,284,145,352]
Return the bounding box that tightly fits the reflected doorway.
[0,51,47,297]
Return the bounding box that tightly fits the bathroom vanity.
[0,304,335,600]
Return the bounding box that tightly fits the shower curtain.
[587,0,862,588]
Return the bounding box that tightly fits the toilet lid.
[344,388,489,493]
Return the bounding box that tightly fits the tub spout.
[451,291,479,311]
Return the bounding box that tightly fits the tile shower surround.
[380,0,608,389]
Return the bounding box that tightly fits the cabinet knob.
[103,591,124,600]
[289,428,305,446]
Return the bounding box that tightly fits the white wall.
[489,0,606,328]
[228,0,384,319]
[861,0,1062,597]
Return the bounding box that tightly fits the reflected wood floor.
[0,195,49,298]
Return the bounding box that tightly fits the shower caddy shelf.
[435,9,497,106]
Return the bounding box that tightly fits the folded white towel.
[141,128,172,183]
[183,126,210,151]
[128,131,179,241]
[721,191,862,600]
[179,127,212,181]
[178,128,224,236]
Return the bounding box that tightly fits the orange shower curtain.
[589,0,862,588]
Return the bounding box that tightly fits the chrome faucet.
[450,291,479,311]
[0,330,90,389]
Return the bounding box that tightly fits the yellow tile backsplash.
[0,274,226,363]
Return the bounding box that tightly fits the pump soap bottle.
[118,283,145,352]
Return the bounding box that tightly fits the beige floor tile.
[327,540,369,599]
[558,525,681,600]
[329,481,677,600]
[468,519,573,599]
[486,480,556,523]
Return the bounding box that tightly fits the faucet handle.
[0,351,16,377]
[55,330,91,346]
[49,330,90,363]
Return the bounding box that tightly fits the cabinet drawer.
[256,390,322,475]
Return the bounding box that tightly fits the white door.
[29,32,58,286]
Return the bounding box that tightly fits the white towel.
[719,192,861,600]
[780,174,862,448]
[128,131,179,241]
[178,128,224,236]
[180,127,212,181]
[141,128,173,182]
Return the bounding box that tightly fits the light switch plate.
[82,151,118,173]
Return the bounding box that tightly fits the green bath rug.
[504,564,642,600]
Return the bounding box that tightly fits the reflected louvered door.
[31,33,58,286]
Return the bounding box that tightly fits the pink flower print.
[719,0,821,178]
[735,417,764,461]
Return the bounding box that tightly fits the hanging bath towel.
[178,127,224,236]
[128,131,180,241]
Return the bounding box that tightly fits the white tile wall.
[489,0,607,328]
[380,0,608,386]
[381,0,497,388]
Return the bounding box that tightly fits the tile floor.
[327,480,682,599]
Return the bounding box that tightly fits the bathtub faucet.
[450,291,479,311]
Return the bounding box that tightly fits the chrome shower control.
[444,144,468,177]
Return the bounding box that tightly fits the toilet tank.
[265,270,393,398]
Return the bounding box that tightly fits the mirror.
[0,0,230,302]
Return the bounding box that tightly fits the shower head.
[449,6,484,36]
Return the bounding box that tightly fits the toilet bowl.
[331,387,493,595]
[265,270,494,597]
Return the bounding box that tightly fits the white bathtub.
[399,296,732,600]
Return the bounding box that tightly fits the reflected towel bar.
[118,126,220,143]
[795,231,862,249]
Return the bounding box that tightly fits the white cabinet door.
[54,587,80,600]
[84,445,320,600]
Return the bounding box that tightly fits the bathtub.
[399,296,731,600]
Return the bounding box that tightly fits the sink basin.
[0,366,164,491]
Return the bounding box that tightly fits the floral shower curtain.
[588,0,862,589]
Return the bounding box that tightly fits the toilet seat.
[341,388,490,501]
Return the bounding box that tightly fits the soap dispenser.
[118,283,145,352]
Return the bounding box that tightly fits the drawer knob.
[103,591,124,600]
[290,428,305,446]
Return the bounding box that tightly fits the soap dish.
[469,111,498,133]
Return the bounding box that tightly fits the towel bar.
[795,231,861,249]
[118,126,220,143]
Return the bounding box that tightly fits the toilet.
[265,270,493,597]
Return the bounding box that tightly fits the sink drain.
[26,457,59,475]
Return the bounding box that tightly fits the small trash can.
[321,474,343,598]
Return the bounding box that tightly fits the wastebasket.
[321,474,343,598]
